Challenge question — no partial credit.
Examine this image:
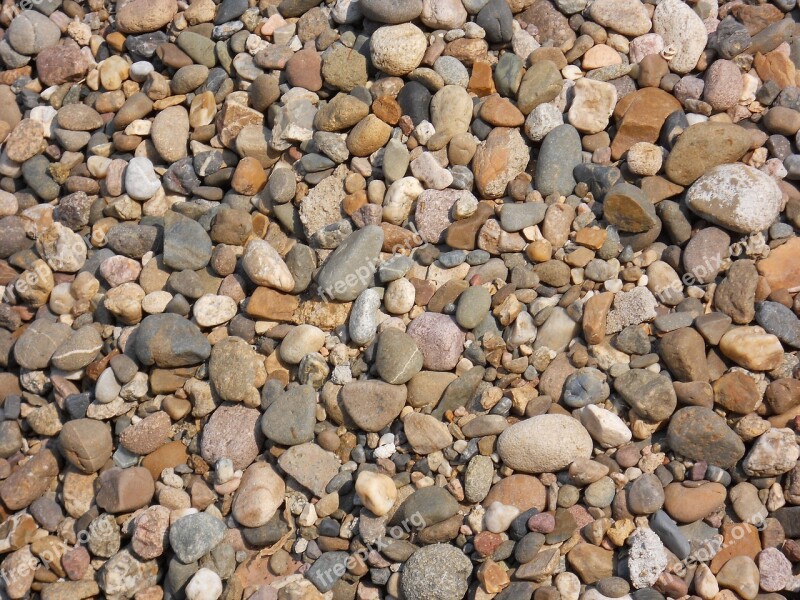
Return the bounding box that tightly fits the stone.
[658,327,709,382]
[375,328,423,384]
[242,238,295,292]
[603,182,658,233]
[404,412,453,454]
[719,326,784,371]
[58,419,113,473]
[667,406,745,468]
[316,225,384,301]
[536,125,581,197]
[261,385,316,446]
[473,127,530,199]
[653,0,708,74]
[95,467,155,513]
[685,164,783,234]
[0,448,59,511]
[497,414,593,474]
[370,24,427,76]
[663,482,726,523]
[401,544,473,600]
[665,123,752,186]
[588,0,651,36]
[342,380,407,432]
[277,443,340,497]
[407,312,466,371]
[201,404,263,471]
[757,237,800,292]
[613,369,676,422]
[135,314,211,368]
[117,0,178,33]
[568,79,617,135]
[355,471,397,516]
[232,462,286,527]
[742,428,800,477]
[169,512,225,564]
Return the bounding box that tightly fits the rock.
[665,123,752,186]
[13,320,71,371]
[135,314,211,368]
[473,127,529,199]
[316,225,384,301]
[375,328,423,384]
[588,0,651,36]
[152,106,189,162]
[653,0,708,74]
[613,369,677,422]
[58,419,113,473]
[716,556,760,600]
[95,467,155,513]
[242,238,295,292]
[663,482,726,523]
[603,182,658,233]
[169,512,225,564]
[715,260,758,324]
[627,528,668,589]
[536,124,581,197]
[0,448,60,510]
[476,0,513,44]
[667,406,745,469]
[685,164,783,234]
[517,60,563,116]
[757,547,792,593]
[162,212,212,271]
[7,11,61,55]
[125,157,161,201]
[280,324,326,364]
[755,301,800,349]
[568,79,617,134]
[232,462,286,527]
[404,412,453,454]
[407,312,466,371]
[401,544,473,600]
[757,237,800,293]
[48,324,100,372]
[497,414,593,473]
[261,385,316,446]
[355,471,397,516]
[611,88,681,160]
[578,404,631,448]
[277,443,340,497]
[719,326,784,371]
[186,569,223,600]
[742,428,799,477]
[341,380,407,432]
[360,0,423,23]
[370,24,427,76]
[658,327,709,382]
[201,404,263,471]
[117,0,178,33]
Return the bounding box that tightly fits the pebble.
[400,544,473,600]
[497,414,592,473]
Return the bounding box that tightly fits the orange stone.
[483,474,547,512]
[611,88,682,160]
[756,237,800,292]
[754,50,796,89]
[575,227,607,250]
[710,522,762,573]
[246,287,299,321]
[372,95,402,125]
[231,156,267,195]
[468,61,496,97]
[480,95,524,127]
[142,441,188,479]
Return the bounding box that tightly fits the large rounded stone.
[497,414,593,473]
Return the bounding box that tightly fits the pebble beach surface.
[1,0,800,599]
